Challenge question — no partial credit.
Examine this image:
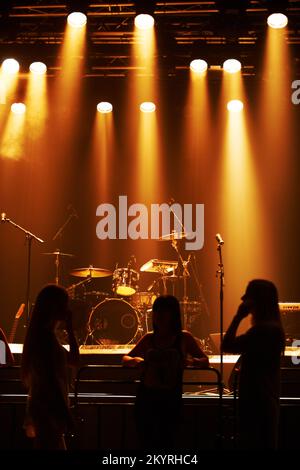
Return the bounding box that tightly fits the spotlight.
[190,59,208,74]
[267,13,288,29]
[140,102,156,113]
[97,102,113,114]
[227,100,243,112]
[29,62,47,75]
[2,58,20,74]
[134,14,154,30]
[223,59,241,74]
[67,12,87,27]
[11,102,26,114]
[134,0,156,29]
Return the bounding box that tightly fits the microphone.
[67,204,78,219]
[168,197,175,205]
[1,212,7,222]
[216,233,224,245]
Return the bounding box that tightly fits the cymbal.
[159,232,188,241]
[70,267,113,278]
[140,259,177,273]
[43,250,74,257]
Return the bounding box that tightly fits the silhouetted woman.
[123,295,209,449]
[21,284,79,450]
[223,279,285,449]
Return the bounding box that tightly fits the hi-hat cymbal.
[43,250,74,257]
[159,232,188,241]
[70,267,113,278]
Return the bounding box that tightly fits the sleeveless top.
[138,333,184,400]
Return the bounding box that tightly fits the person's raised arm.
[222,303,250,353]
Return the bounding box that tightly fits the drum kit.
[44,231,208,346]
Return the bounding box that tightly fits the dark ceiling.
[0,1,300,77]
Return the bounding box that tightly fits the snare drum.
[112,268,139,296]
[88,298,140,345]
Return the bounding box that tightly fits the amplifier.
[279,303,300,338]
[279,303,300,312]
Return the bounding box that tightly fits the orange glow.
[181,66,211,200]
[258,25,292,185]
[0,59,19,103]
[256,21,292,289]
[51,17,86,154]
[217,66,273,326]
[89,108,115,267]
[118,15,163,263]
[0,106,26,160]
[54,19,86,105]
[91,110,114,199]
[26,63,48,139]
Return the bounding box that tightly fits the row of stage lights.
[1,10,288,78]
[66,11,289,31]
[9,99,244,115]
[1,57,242,75]
[2,9,287,117]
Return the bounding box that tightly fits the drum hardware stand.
[170,235,191,328]
[1,213,44,327]
[67,276,92,298]
[52,207,77,285]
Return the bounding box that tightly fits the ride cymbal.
[70,267,113,278]
[43,250,74,257]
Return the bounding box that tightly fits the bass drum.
[88,298,139,345]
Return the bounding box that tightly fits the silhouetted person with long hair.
[223,279,285,449]
[123,295,209,449]
[21,284,79,450]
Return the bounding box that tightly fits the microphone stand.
[2,216,44,327]
[52,212,76,285]
[216,239,225,391]
[52,212,75,242]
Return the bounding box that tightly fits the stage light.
[140,102,156,113]
[11,102,26,114]
[227,100,244,112]
[67,11,87,27]
[2,58,19,74]
[223,59,241,74]
[97,102,113,114]
[29,62,47,75]
[134,14,154,30]
[190,59,208,73]
[267,13,288,29]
